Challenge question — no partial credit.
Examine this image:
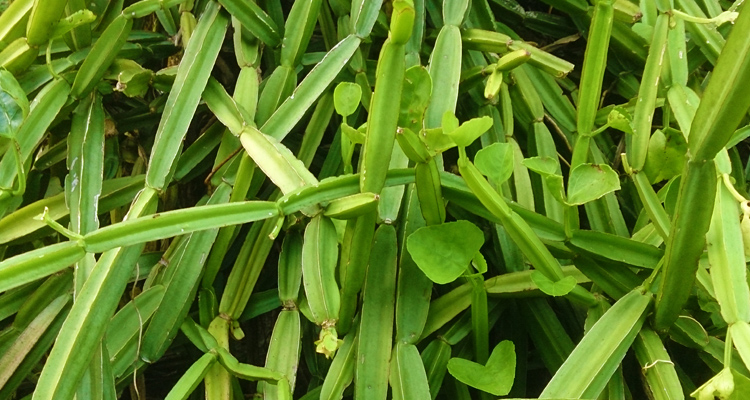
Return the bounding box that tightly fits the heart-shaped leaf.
[475,142,514,185]
[399,66,432,130]
[632,22,654,42]
[448,116,493,147]
[107,59,154,98]
[607,106,634,135]
[314,326,343,359]
[421,127,456,154]
[643,128,687,184]
[341,123,365,144]
[472,251,487,274]
[447,341,516,396]
[567,163,621,205]
[544,174,567,205]
[407,221,484,284]
[522,157,566,204]
[522,156,559,176]
[530,270,577,296]
[442,111,459,134]
[333,82,362,117]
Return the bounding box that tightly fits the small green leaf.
[475,142,514,185]
[522,156,559,176]
[522,156,566,204]
[607,106,634,135]
[447,341,515,396]
[545,174,567,205]
[106,59,154,98]
[643,128,687,183]
[399,66,432,130]
[530,270,577,296]
[420,127,456,154]
[448,116,493,147]
[407,221,484,284]
[315,326,342,359]
[731,368,750,398]
[0,69,29,137]
[472,251,487,274]
[442,111,459,134]
[567,163,621,205]
[333,82,362,117]
[632,22,654,42]
[690,368,734,399]
[341,123,366,144]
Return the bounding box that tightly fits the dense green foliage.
[2,0,750,399]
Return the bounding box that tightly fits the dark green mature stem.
[654,160,716,330]
[654,5,750,330]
